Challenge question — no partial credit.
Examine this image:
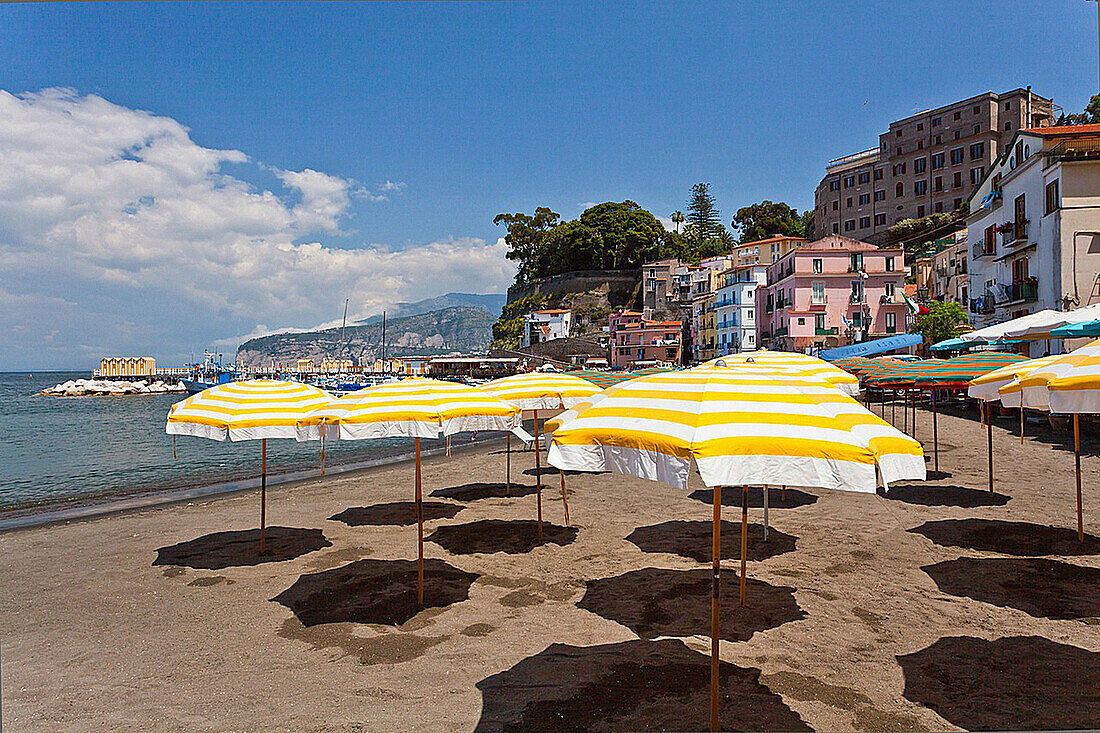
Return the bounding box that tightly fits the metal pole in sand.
[260,438,267,554]
[534,409,543,540]
[932,388,939,474]
[416,437,424,606]
[559,469,570,524]
[891,389,896,425]
[903,388,909,435]
[740,486,748,607]
[762,485,769,541]
[1020,407,1025,443]
[1075,414,1084,543]
[505,432,511,494]
[987,403,994,494]
[710,485,722,733]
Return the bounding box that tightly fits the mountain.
[236,305,495,368]
[355,292,506,324]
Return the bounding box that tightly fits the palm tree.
[671,210,684,234]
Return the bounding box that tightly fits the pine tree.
[686,183,722,243]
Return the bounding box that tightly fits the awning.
[819,333,921,361]
[1051,320,1100,338]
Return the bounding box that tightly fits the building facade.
[730,236,806,267]
[967,124,1100,355]
[713,264,767,355]
[97,356,156,377]
[609,311,683,368]
[815,88,1055,242]
[521,309,573,347]
[929,231,969,305]
[757,235,907,352]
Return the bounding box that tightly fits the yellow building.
[318,357,354,373]
[296,359,315,373]
[98,356,156,377]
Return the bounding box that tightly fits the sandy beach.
[2,404,1099,731]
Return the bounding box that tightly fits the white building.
[713,264,768,355]
[521,309,573,347]
[967,124,1100,355]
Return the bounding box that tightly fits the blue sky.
[0,1,1096,368]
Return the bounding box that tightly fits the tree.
[493,207,562,285]
[577,201,665,270]
[910,300,968,348]
[686,183,723,244]
[1059,93,1100,125]
[730,200,806,243]
[671,210,684,234]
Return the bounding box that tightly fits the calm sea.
[0,372,482,521]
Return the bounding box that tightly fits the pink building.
[609,310,683,368]
[756,235,907,352]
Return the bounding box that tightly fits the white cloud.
[0,88,514,369]
[656,215,677,231]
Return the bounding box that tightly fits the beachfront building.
[642,256,733,312]
[967,124,1100,354]
[757,235,907,352]
[318,357,354,373]
[713,264,767,355]
[930,231,969,305]
[609,312,683,368]
[295,359,315,373]
[731,235,806,267]
[97,356,156,377]
[521,309,573,347]
[692,294,717,362]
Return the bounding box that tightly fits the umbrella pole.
[710,485,722,733]
[762,485,769,541]
[260,438,267,554]
[505,432,511,494]
[560,469,570,525]
[932,388,939,474]
[987,404,994,494]
[320,427,326,477]
[740,486,748,607]
[416,437,424,606]
[1075,414,1084,543]
[1020,407,1025,443]
[891,389,896,425]
[534,409,543,540]
[903,389,909,435]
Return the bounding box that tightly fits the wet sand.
[2,404,1099,731]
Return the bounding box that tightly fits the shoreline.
[0,433,508,532]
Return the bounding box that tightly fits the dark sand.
[2,405,1100,730]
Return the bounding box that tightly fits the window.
[915,180,927,195]
[917,205,926,217]
[858,171,870,184]
[874,213,886,225]
[973,105,981,114]
[846,197,853,207]
[931,153,945,169]
[832,200,838,211]
[797,317,806,326]
[874,190,885,201]
[844,219,855,232]
[933,176,943,192]
[983,225,995,254]
[896,129,903,138]
[916,123,923,131]
[1014,193,1027,237]
[970,166,985,184]
[953,197,962,210]
[932,116,942,127]
[1046,179,1060,214]
[895,182,904,197]
[885,256,895,272]
[935,135,942,145]
[859,216,871,229]
[970,142,984,159]
[917,140,924,150]
[885,281,896,297]
[844,175,855,188]
[973,124,981,135]
[934,201,943,213]
[1005,121,1012,130]
[850,280,864,301]
[953,130,961,140]
[859,193,870,205]
[746,308,754,321]
[812,258,823,273]
[812,282,825,304]
[950,148,964,165]
[885,312,897,333]
[874,168,883,180]
[832,223,839,234]
[1004,101,1011,110]
[852,310,863,327]
[953,171,962,188]
[896,146,903,156]
[815,313,826,331]
[914,157,926,173]
[829,180,840,191]
[850,253,863,271]
[893,162,906,175]
[953,110,961,120]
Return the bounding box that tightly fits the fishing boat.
[181,351,238,393]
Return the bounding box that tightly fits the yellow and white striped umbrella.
[548,365,924,491]
[998,339,1100,409]
[297,378,526,441]
[1043,340,1100,414]
[166,380,333,441]
[480,372,602,411]
[967,355,1062,402]
[701,351,861,397]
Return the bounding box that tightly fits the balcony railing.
[809,297,827,308]
[815,327,839,336]
[849,292,864,304]
[1044,136,1100,167]
[776,298,792,309]
[1002,223,1028,245]
[969,297,995,314]
[1006,280,1038,303]
[775,327,788,338]
[973,241,996,258]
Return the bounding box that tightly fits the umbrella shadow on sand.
[898,636,1100,731]
[921,557,1100,619]
[474,638,811,732]
[429,482,540,501]
[153,527,331,570]
[689,487,818,510]
[909,519,1100,555]
[627,520,797,562]
[427,520,578,555]
[883,484,1010,508]
[271,558,479,627]
[329,501,463,526]
[522,467,599,478]
[578,567,806,643]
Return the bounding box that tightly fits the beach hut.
[479,373,601,524]
[296,378,529,604]
[165,380,333,552]
[545,365,925,731]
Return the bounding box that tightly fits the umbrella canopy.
[566,367,673,389]
[864,359,947,387]
[830,356,874,375]
[1051,320,1100,339]
[1047,342,1100,413]
[930,337,972,352]
[914,353,1027,387]
[548,365,925,492]
[167,379,333,440]
[480,372,601,410]
[967,356,1060,402]
[997,341,1100,409]
[700,351,860,397]
[297,378,524,441]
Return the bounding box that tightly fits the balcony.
[1044,136,1100,167]
[973,241,996,258]
[776,297,792,309]
[809,297,827,309]
[1001,222,1029,247]
[969,297,995,315]
[815,327,839,336]
[849,292,864,304]
[775,327,788,338]
[1006,280,1038,303]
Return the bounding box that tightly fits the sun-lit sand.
[2,403,1099,731]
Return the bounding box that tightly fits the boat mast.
[339,298,349,368]
[381,310,387,374]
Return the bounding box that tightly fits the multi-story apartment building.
[929,231,969,305]
[642,256,732,312]
[521,309,573,347]
[609,313,683,368]
[713,264,768,355]
[815,88,1055,242]
[967,124,1100,355]
[757,235,907,352]
[731,235,806,267]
